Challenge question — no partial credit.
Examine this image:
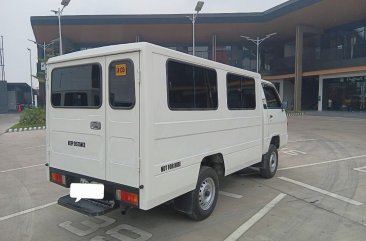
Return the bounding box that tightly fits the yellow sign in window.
[115,64,127,76]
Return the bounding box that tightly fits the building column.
[294,26,303,112]
[279,80,284,100]
[212,34,217,61]
[318,77,323,111]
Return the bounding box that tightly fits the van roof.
[47,42,146,64]
[47,42,261,79]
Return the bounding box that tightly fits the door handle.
[90,121,101,130]
[269,115,274,119]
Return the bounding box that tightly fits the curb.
[6,126,46,133]
[286,112,305,117]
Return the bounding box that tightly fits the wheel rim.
[199,177,216,211]
[270,151,278,173]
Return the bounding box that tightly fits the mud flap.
[173,191,194,215]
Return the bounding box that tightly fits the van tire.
[187,166,219,221]
[260,144,278,179]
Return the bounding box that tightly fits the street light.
[188,1,204,56]
[240,32,277,73]
[27,38,58,61]
[51,0,71,55]
[28,38,58,80]
[27,48,34,107]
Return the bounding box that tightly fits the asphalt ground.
[0,115,366,241]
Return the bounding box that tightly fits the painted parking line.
[278,154,366,171]
[0,164,44,173]
[354,166,366,173]
[288,139,317,143]
[278,177,363,206]
[0,202,57,222]
[219,191,243,199]
[281,148,307,156]
[224,193,286,241]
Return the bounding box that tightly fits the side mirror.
[281,101,288,110]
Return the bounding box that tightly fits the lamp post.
[27,48,34,107]
[27,39,58,61]
[51,0,71,55]
[27,39,58,79]
[240,32,277,73]
[188,1,204,56]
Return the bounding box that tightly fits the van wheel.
[188,166,219,221]
[260,144,278,179]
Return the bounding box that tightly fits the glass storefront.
[323,75,366,111]
[302,77,319,110]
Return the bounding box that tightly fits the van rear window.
[51,64,102,108]
[109,60,135,109]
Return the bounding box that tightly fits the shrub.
[19,108,46,126]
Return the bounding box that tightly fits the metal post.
[28,48,34,107]
[52,1,70,55]
[192,13,195,56]
[294,26,303,112]
[0,36,5,81]
[256,37,259,73]
[58,7,63,55]
[43,42,46,60]
[190,1,204,56]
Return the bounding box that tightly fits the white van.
[46,42,287,220]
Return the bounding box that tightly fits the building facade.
[0,81,7,114]
[31,0,366,111]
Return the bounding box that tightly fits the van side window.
[227,73,256,110]
[51,64,102,108]
[167,60,218,110]
[263,85,282,109]
[109,60,135,109]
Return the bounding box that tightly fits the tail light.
[116,189,139,206]
[51,172,66,186]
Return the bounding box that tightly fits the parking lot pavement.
[0,113,19,134]
[0,115,366,241]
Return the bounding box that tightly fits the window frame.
[166,59,219,111]
[51,63,103,109]
[108,59,136,110]
[226,72,257,110]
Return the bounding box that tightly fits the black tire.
[187,166,219,221]
[260,144,278,179]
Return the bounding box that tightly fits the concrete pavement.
[0,113,20,134]
[0,115,366,241]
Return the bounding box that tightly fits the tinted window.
[51,64,102,108]
[167,60,218,110]
[227,73,256,110]
[109,60,135,109]
[263,85,282,109]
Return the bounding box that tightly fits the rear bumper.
[58,195,118,216]
[49,167,140,208]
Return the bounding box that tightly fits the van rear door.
[105,52,140,188]
[49,57,106,180]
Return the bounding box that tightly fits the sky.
[0,0,287,88]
